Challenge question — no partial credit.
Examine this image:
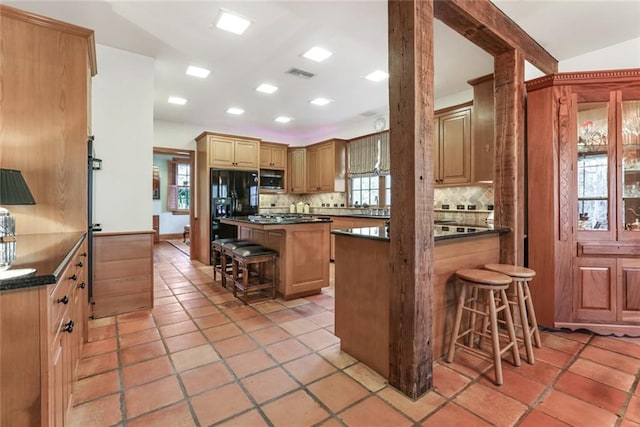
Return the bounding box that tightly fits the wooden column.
[388,0,434,399]
[494,49,526,265]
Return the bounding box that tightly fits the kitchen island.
[221,217,331,299]
[332,224,507,378]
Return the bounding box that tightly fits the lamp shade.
[0,169,36,205]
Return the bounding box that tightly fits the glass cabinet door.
[577,102,610,232]
[621,100,640,234]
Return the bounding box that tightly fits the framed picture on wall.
[152,166,160,199]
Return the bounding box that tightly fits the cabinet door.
[234,140,259,169]
[620,100,640,239]
[618,258,640,323]
[575,94,616,241]
[317,144,335,191]
[439,109,471,185]
[260,146,272,168]
[50,337,64,427]
[271,145,287,169]
[288,149,306,193]
[208,137,235,167]
[574,257,617,322]
[306,147,320,192]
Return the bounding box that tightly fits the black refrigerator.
[210,169,259,247]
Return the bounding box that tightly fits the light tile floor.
[70,242,640,426]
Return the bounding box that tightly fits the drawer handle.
[78,282,86,289]
[58,295,69,305]
[76,261,83,267]
[63,320,75,333]
[81,252,88,257]
[70,274,78,281]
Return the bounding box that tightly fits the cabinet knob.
[70,274,78,281]
[63,320,75,333]
[80,252,88,257]
[78,282,86,289]
[76,261,83,267]
[58,295,69,304]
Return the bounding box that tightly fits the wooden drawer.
[49,280,73,337]
[578,242,640,257]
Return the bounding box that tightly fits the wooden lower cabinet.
[334,233,500,378]
[228,220,330,299]
[565,256,640,334]
[0,238,88,426]
[574,258,617,323]
[329,216,386,260]
[92,231,154,318]
[619,259,640,323]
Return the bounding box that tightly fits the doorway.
[153,147,195,258]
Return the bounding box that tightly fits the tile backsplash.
[259,185,494,224]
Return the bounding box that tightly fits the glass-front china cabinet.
[526,69,640,336]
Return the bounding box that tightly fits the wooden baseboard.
[160,233,184,241]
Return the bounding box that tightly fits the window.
[347,129,390,207]
[350,175,390,207]
[168,158,190,214]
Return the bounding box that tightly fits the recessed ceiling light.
[365,70,389,82]
[310,97,332,106]
[303,46,332,63]
[216,11,251,35]
[168,96,187,105]
[186,66,210,78]
[227,107,245,115]
[256,83,278,94]
[274,116,292,123]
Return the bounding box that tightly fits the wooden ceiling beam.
[434,0,558,75]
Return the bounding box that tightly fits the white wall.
[92,44,154,232]
[154,120,201,151]
[559,37,640,72]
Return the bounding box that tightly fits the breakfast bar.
[332,224,507,378]
[221,217,331,299]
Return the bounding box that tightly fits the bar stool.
[447,268,521,385]
[484,264,541,364]
[221,241,262,288]
[231,245,278,305]
[212,238,241,284]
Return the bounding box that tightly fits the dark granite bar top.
[0,232,86,291]
[223,216,332,225]
[331,224,508,242]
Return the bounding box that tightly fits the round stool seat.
[233,246,277,258]
[484,264,536,279]
[457,268,512,286]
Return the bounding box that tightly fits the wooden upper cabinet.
[288,148,306,194]
[196,132,260,170]
[306,139,346,193]
[469,74,495,183]
[260,142,287,169]
[435,106,472,186]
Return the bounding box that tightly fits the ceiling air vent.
[286,68,315,79]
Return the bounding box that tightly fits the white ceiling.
[6,1,640,145]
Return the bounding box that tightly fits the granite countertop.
[0,232,86,291]
[331,223,508,242]
[222,216,332,225]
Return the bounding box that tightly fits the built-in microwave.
[259,169,284,190]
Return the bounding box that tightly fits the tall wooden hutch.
[527,69,640,336]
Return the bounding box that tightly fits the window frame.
[168,157,191,215]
